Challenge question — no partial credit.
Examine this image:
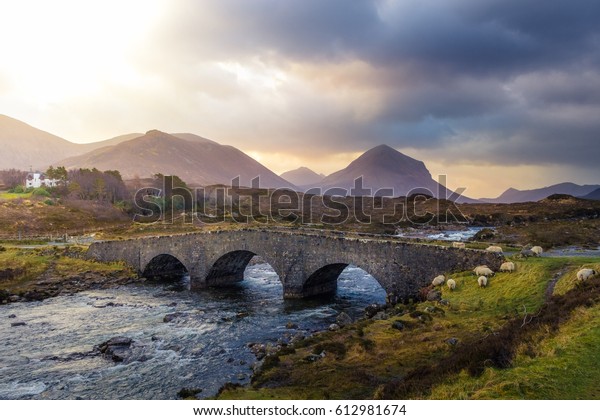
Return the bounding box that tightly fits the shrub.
[32,187,50,197]
[10,185,25,193]
[44,199,55,206]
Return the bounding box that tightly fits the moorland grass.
[218,257,600,400]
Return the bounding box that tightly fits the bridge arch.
[302,262,386,299]
[205,250,282,288]
[142,253,189,282]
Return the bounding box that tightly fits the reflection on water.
[0,264,386,399]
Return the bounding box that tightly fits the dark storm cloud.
[166,0,600,74]
[149,0,600,171]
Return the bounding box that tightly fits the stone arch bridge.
[86,229,504,301]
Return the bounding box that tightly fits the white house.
[25,172,59,189]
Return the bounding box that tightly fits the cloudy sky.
[1,0,599,197]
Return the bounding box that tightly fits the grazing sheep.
[473,265,494,277]
[477,276,488,287]
[452,242,466,249]
[577,268,597,282]
[447,279,456,290]
[500,261,515,273]
[432,274,446,287]
[519,248,535,258]
[530,246,543,257]
[486,245,503,253]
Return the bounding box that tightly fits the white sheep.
[432,274,446,287]
[477,276,488,287]
[452,242,466,249]
[473,265,494,277]
[499,261,515,273]
[530,246,543,257]
[447,279,456,290]
[577,268,597,281]
[486,245,503,253]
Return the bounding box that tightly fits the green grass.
[0,246,134,296]
[428,302,600,399]
[552,258,600,296]
[0,191,33,200]
[440,258,564,318]
[218,256,600,400]
[0,247,51,292]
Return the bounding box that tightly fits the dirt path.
[544,269,566,301]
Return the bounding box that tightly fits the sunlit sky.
[1,0,599,197]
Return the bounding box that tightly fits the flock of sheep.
[433,243,598,291]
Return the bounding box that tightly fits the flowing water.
[0,264,386,400]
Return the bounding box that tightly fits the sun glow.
[0,1,166,103]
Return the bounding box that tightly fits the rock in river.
[95,336,134,362]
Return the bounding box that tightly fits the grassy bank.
[0,245,135,301]
[218,256,600,400]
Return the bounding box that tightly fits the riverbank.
[0,245,135,304]
[217,256,600,400]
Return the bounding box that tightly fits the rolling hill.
[57,130,296,188]
[0,114,77,170]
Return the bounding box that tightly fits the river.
[0,263,386,400]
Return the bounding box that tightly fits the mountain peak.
[317,144,445,197]
[280,166,325,186]
[145,129,167,136]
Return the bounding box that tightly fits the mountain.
[0,115,145,170]
[312,144,474,201]
[170,133,219,145]
[77,133,144,153]
[280,167,325,186]
[580,187,600,201]
[0,114,77,170]
[480,182,600,203]
[57,130,296,189]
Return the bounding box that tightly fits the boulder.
[426,290,442,302]
[445,337,459,346]
[163,312,185,323]
[371,311,389,321]
[364,304,382,318]
[335,312,352,327]
[391,321,404,331]
[96,336,134,362]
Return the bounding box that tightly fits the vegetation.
[218,256,600,400]
[0,168,27,189]
[0,245,135,301]
[67,168,127,203]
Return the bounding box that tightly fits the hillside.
[57,130,296,188]
[0,114,76,170]
[581,187,600,201]
[76,133,144,153]
[481,182,600,203]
